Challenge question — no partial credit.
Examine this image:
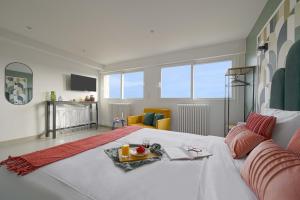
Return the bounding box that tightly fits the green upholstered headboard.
[270,68,285,110]
[285,40,300,110]
[270,40,300,111]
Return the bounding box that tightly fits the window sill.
[102,98,144,101]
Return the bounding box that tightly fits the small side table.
[112,119,126,130]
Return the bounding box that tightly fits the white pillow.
[261,108,300,147]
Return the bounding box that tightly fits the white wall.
[0,38,99,142]
[100,40,246,137]
[106,39,246,71]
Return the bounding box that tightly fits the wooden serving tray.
[118,148,159,162]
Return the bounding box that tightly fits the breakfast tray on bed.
[118,148,160,162]
[104,144,163,171]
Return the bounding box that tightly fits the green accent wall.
[246,0,282,66]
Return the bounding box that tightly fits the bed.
[0,128,257,200]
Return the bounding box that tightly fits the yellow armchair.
[156,117,171,130]
[127,108,171,130]
[127,115,143,125]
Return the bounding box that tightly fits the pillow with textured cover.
[246,112,276,139]
[287,128,300,155]
[143,112,155,126]
[225,125,248,146]
[241,140,300,200]
[229,129,265,159]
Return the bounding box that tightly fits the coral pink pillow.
[246,112,276,139]
[241,140,300,200]
[229,129,265,159]
[287,128,300,155]
[225,125,248,146]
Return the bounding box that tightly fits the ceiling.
[0,0,267,66]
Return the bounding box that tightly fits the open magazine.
[164,146,212,160]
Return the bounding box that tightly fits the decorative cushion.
[224,125,248,146]
[229,129,265,159]
[241,140,300,200]
[246,112,276,139]
[143,112,155,126]
[152,113,164,127]
[287,128,300,155]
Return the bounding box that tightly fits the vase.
[50,91,56,102]
[90,95,95,102]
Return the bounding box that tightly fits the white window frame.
[103,70,144,100]
[103,73,122,99]
[192,59,233,100]
[122,70,144,100]
[159,58,233,100]
[160,64,193,99]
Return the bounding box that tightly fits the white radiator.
[177,104,209,135]
[110,103,131,120]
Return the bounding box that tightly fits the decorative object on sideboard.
[50,91,56,102]
[58,96,63,101]
[5,62,33,105]
[90,95,95,102]
[85,95,90,101]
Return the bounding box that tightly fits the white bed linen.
[0,128,257,200]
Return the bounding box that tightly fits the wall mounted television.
[70,74,96,92]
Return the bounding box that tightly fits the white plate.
[130,148,150,157]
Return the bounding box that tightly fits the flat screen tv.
[70,74,96,91]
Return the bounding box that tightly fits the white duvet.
[0,128,257,200]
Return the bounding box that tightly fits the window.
[161,65,191,98]
[104,73,121,98]
[194,60,232,98]
[123,71,144,99]
[103,71,144,99]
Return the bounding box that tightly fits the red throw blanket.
[0,126,141,175]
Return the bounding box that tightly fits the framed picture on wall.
[5,76,28,105]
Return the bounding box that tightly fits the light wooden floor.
[0,126,111,160]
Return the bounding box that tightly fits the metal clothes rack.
[224,66,255,136]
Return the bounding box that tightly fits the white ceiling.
[0,0,267,66]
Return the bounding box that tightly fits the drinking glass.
[121,144,130,158]
[142,138,150,148]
